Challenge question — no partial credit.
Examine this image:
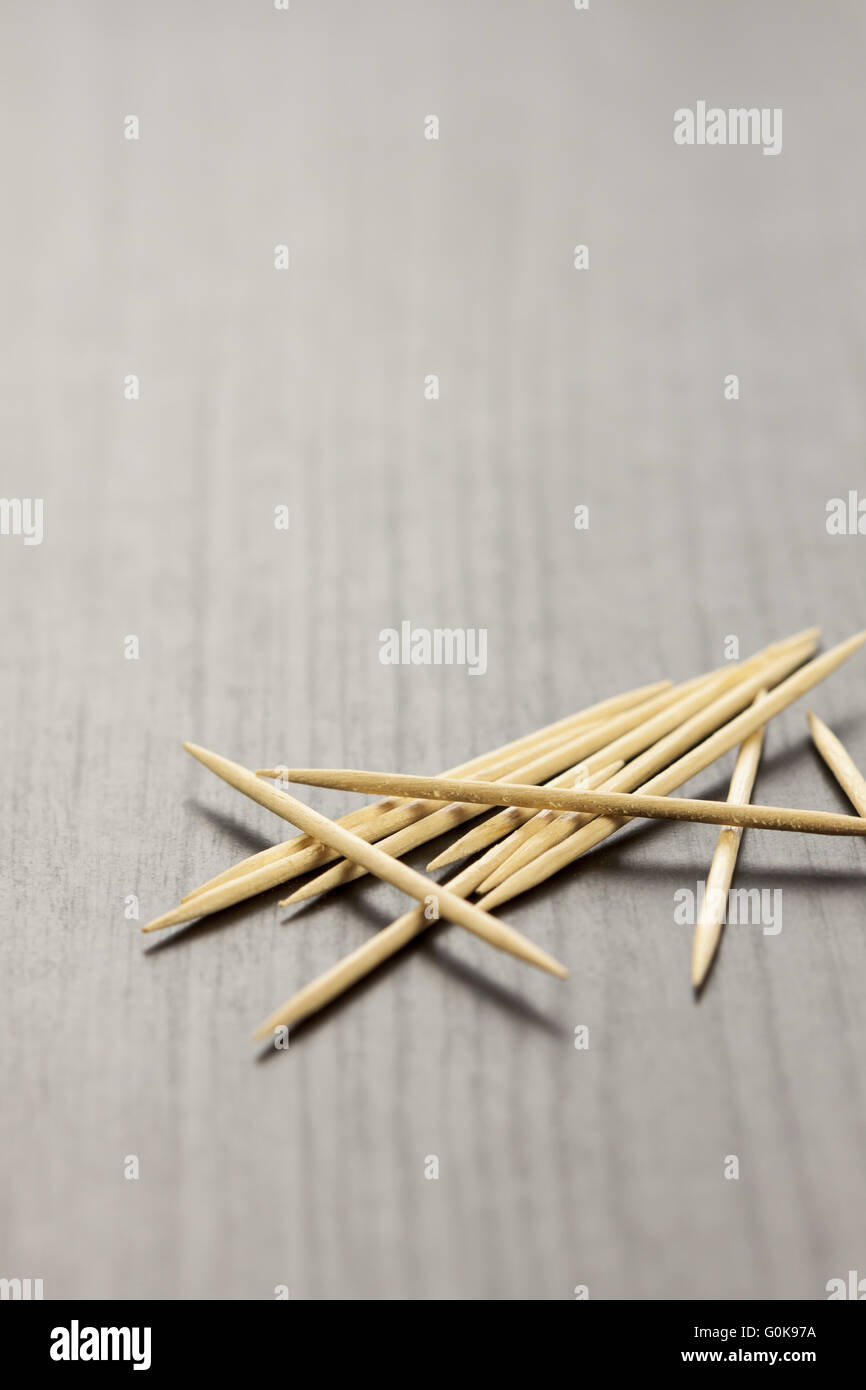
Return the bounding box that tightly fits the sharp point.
[141,908,188,934]
[691,954,711,991]
[477,885,511,911]
[426,850,458,870]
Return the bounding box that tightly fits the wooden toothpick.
[691,694,767,990]
[186,631,817,906]
[279,681,694,906]
[429,633,815,871]
[143,743,568,980]
[254,636,825,1036]
[171,691,675,925]
[178,680,670,901]
[283,632,817,905]
[278,766,866,838]
[176,716,625,907]
[475,637,819,896]
[254,794,582,1039]
[478,630,866,909]
[278,759,625,905]
[807,711,866,816]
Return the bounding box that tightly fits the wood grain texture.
[1,0,866,1300]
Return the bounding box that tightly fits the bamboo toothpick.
[172,691,677,925]
[429,634,816,871]
[479,630,866,909]
[691,695,768,990]
[278,759,625,906]
[278,767,866,838]
[143,744,567,979]
[185,631,818,906]
[178,680,670,901]
[476,637,819,896]
[279,680,703,906]
[174,715,637,912]
[807,711,866,816]
[254,843,518,1039]
[254,790,589,1040]
[252,633,824,1038]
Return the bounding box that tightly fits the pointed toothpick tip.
[141,905,190,934]
[426,848,461,870]
[686,950,717,995]
[278,884,314,905]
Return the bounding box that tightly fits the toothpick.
[179,680,670,901]
[279,680,698,906]
[144,744,568,979]
[476,637,818,894]
[253,793,582,1040]
[691,694,767,989]
[429,633,815,871]
[253,635,822,1037]
[278,766,866,838]
[171,696,672,926]
[479,630,866,909]
[178,719,612,905]
[807,711,866,816]
[279,759,624,906]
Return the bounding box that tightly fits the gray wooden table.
[2,1,865,1299]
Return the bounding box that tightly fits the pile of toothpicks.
[142,626,866,1042]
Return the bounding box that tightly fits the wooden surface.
[2,1,866,1300]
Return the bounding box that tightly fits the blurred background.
[1,0,865,1298]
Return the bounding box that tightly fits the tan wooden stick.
[691,694,767,989]
[807,711,866,816]
[187,630,817,903]
[254,635,823,1036]
[253,797,580,1039]
[279,680,705,906]
[478,639,818,894]
[278,766,866,837]
[429,636,815,871]
[171,691,678,926]
[178,718,623,908]
[278,759,624,906]
[424,673,728,870]
[180,720,603,901]
[479,630,866,909]
[143,744,568,979]
[179,680,668,900]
